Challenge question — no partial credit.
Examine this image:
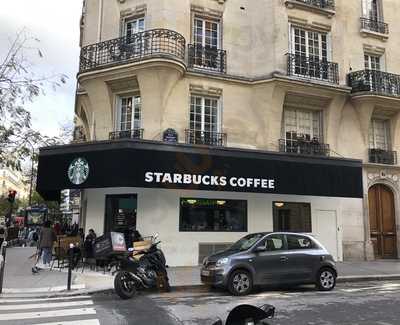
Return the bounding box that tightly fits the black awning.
[36,139,363,201]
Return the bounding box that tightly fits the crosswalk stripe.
[0,295,92,303]
[0,300,94,311]
[32,319,100,325]
[0,307,97,321]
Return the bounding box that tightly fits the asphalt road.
[1,281,400,324]
[93,281,400,325]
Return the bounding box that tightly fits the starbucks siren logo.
[68,158,89,185]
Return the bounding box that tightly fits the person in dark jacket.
[38,221,57,267]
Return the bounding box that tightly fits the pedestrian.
[38,221,57,269]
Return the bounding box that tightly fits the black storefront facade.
[37,139,364,266]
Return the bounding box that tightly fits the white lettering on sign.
[144,172,275,190]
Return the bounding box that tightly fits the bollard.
[0,241,8,294]
[67,243,74,291]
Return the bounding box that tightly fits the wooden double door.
[368,184,397,259]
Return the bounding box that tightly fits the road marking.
[0,295,92,303]
[0,308,97,321]
[2,284,85,293]
[0,300,94,310]
[341,283,400,293]
[33,319,100,325]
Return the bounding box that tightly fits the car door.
[284,234,320,283]
[252,234,288,285]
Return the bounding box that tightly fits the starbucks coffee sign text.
[145,172,275,189]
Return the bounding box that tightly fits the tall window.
[284,108,322,141]
[117,96,141,131]
[291,27,328,79]
[124,17,145,38]
[369,119,390,150]
[273,202,312,233]
[365,54,381,71]
[190,96,220,134]
[192,17,220,69]
[363,0,380,20]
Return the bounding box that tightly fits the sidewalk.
[2,247,400,295]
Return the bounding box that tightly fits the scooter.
[113,233,170,299]
[212,304,275,325]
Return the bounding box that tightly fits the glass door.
[105,194,138,248]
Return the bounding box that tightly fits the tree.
[0,28,67,170]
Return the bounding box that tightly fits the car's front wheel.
[316,267,336,291]
[228,269,253,296]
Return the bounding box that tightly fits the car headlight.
[216,257,229,267]
[202,257,208,266]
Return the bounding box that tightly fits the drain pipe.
[97,0,104,42]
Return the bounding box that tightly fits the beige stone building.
[37,0,400,266]
[0,166,29,201]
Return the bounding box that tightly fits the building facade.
[0,166,29,201]
[37,0,400,266]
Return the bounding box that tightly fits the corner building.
[37,0,400,266]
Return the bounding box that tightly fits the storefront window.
[273,202,311,233]
[180,198,247,232]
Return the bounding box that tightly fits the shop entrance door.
[105,194,137,247]
[368,184,397,259]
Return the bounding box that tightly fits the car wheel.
[316,267,336,291]
[228,269,253,296]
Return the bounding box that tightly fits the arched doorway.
[368,184,397,259]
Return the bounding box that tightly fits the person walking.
[38,221,57,269]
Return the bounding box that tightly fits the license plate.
[201,270,210,276]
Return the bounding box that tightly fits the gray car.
[201,232,337,296]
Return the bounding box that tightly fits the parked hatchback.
[201,232,337,296]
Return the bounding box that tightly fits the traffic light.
[7,190,17,203]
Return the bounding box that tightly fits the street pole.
[28,144,35,207]
[0,241,8,294]
[67,244,73,291]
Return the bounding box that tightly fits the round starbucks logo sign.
[68,158,89,185]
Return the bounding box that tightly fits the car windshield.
[229,233,265,251]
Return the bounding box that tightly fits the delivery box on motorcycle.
[94,232,127,258]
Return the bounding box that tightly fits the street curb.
[2,274,400,298]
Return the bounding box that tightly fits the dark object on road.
[201,232,337,295]
[113,233,170,299]
[213,304,275,325]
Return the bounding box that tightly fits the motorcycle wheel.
[114,271,137,300]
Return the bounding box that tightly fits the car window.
[286,234,314,250]
[260,234,285,251]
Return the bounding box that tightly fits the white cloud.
[0,0,83,137]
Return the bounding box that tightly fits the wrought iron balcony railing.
[109,129,144,140]
[80,29,186,72]
[185,129,227,146]
[279,138,330,156]
[294,0,335,10]
[348,70,400,97]
[188,44,227,73]
[369,149,397,165]
[287,54,339,84]
[360,17,389,34]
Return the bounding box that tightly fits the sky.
[0,0,83,137]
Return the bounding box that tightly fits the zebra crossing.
[0,294,100,325]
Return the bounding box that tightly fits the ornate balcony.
[294,0,335,10]
[279,137,330,157]
[109,129,144,140]
[185,129,227,147]
[188,45,227,74]
[287,54,339,84]
[348,70,400,97]
[79,29,186,73]
[369,149,397,165]
[360,17,389,35]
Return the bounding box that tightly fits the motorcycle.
[212,304,275,325]
[113,233,170,299]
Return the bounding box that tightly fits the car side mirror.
[254,246,266,253]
